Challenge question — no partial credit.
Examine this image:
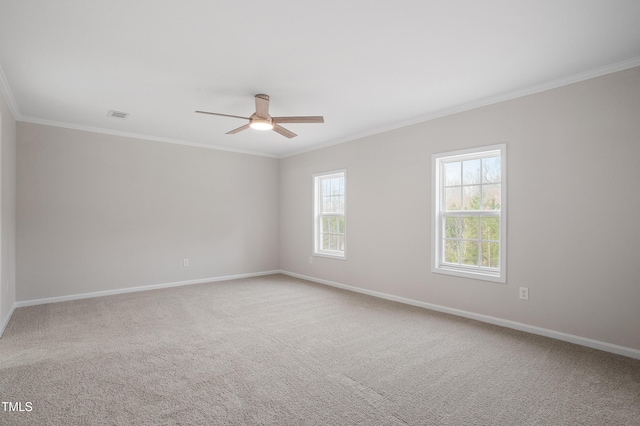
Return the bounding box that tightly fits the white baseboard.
[8,269,640,360]
[280,270,640,361]
[14,270,281,308]
[0,303,17,338]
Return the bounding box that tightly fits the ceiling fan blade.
[226,124,251,135]
[272,116,324,124]
[195,111,250,120]
[272,124,297,139]
[255,94,270,118]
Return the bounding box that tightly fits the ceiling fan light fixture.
[249,117,273,130]
[196,94,323,138]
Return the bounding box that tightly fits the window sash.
[438,211,501,269]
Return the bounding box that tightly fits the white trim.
[4,58,640,159]
[0,65,22,121]
[0,303,16,338]
[1,63,274,158]
[19,116,278,159]
[280,270,640,361]
[6,269,640,359]
[14,270,280,308]
[280,56,640,158]
[313,252,348,261]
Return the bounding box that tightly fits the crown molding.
[19,116,279,158]
[5,57,640,159]
[0,64,22,120]
[281,56,640,158]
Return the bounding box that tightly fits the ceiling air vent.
[107,110,129,119]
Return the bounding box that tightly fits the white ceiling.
[1,1,639,158]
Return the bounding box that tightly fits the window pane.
[332,217,339,233]
[481,242,500,268]
[444,240,460,264]
[322,196,330,213]
[445,162,461,186]
[445,216,462,239]
[322,179,330,196]
[339,177,345,195]
[322,195,340,213]
[463,186,481,210]
[329,234,337,250]
[331,178,340,195]
[322,233,329,250]
[338,216,345,233]
[463,159,481,185]
[482,184,501,210]
[461,241,479,266]
[462,216,479,239]
[337,235,345,252]
[480,217,500,241]
[482,157,501,184]
[322,216,330,233]
[445,187,462,210]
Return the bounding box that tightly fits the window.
[432,144,506,283]
[314,170,346,259]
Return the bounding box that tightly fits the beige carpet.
[1,274,639,425]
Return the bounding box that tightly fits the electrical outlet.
[519,287,529,300]
[309,256,313,264]
[183,259,189,267]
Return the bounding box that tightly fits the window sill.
[432,265,505,283]
[314,252,347,261]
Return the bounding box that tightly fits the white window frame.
[432,144,507,283]
[313,169,346,260]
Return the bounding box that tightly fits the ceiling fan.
[196,94,324,138]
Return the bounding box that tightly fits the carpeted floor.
[1,274,639,425]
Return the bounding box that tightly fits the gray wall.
[280,67,640,351]
[17,123,279,300]
[1,89,17,330]
[11,67,640,352]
